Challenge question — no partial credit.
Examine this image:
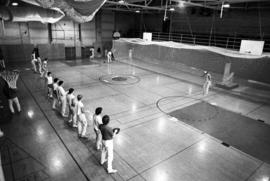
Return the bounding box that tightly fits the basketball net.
[0,70,19,89]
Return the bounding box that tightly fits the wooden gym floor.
[0,58,270,181]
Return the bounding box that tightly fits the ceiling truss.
[102,0,270,13]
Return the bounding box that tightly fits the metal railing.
[149,32,270,52]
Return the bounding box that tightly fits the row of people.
[47,76,88,137]
[44,71,118,173]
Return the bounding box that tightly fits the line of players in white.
[32,56,118,174]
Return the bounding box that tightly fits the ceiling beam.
[189,0,269,5]
[106,1,165,10]
[171,0,217,9]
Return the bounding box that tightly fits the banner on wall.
[240,40,264,56]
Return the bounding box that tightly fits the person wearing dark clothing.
[99,115,117,174]
[3,81,21,113]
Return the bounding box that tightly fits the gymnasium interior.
[0,0,270,180]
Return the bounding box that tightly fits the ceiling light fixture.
[118,0,124,4]
[135,10,140,13]
[169,7,175,11]
[222,3,230,8]
[12,2,18,6]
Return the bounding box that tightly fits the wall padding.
[37,44,65,60]
[1,44,34,63]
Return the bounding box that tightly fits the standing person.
[93,107,103,150]
[57,80,67,117]
[36,57,42,74]
[203,71,212,95]
[100,115,117,174]
[76,95,88,138]
[1,70,21,114]
[46,72,53,98]
[52,78,59,109]
[3,81,21,114]
[66,88,77,127]
[40,58,48,78]
[31,49,37,72]
[107,51,112,63]
[34,48,42,74]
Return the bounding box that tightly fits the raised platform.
[121,38,270,59]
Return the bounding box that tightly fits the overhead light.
[169,7,175,11]
[135,10,140,13]
[178,1,185,8]
[222,3,230,8]
[118,0,124,4]
[12,2,18,6]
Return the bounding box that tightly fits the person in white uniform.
[36,56,42,74]
[93,107,103,150]
[107,51,112,63]
[203,71,212,95]
[46,72,53,98]
[100,115,118,174]
[40,58,48,78]
[57,80,67,117]
[32,48,42,74]
[67,88,77,127]
[52,78,59,109]
[31,49,37,72]
[77,95,88,138]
